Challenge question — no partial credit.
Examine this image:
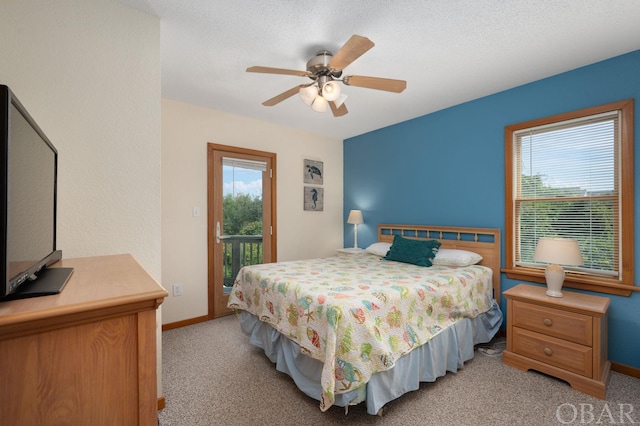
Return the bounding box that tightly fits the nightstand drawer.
[512,327,593,377]
[512,300,592,346]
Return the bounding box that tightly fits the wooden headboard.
[378,224,501,299]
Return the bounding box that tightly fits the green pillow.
[383,235,441,267]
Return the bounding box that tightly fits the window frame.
[504,99,635,296]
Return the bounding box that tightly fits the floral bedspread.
[227,254,493,411]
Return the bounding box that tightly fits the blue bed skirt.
[238,300,503,415]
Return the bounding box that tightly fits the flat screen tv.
[0,84,73,301]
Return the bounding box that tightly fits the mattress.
[227,253,499,412]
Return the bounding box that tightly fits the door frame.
[207,143,277,319]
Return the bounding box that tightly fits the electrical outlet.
[172,283,183,297]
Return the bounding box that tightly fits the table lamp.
[533,237,583,297]
[347,210,364,249]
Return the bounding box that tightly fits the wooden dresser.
[0,254,167,425]
[503,284,610,399]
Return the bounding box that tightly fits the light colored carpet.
[158,315,640,425]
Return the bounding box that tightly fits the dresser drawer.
[512,300,592,346]
[512,327,593,377]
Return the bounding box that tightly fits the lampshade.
[299,85,318,106]
[533,237,582,298]
[347,210,364,225]
[311,95,328,112]
[322,81,341,102]
[533,238,583,266]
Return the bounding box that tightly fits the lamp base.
[545,263,565,298]
[353,224,359,249]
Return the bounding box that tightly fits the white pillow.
[432,249,483,267]
[365,242,392,257]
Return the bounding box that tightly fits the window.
[504,99,635,295]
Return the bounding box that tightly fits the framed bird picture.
[304,159,323,185]
[304,186,324,211]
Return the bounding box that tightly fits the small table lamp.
[533,237,583,297]
[347,210,364,249]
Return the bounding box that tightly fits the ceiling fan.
[246,35,407,117]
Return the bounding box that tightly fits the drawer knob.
[543,318,553,326]
[543,347,553,356]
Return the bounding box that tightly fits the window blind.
[222,157,267,172]
[514,111,620,277]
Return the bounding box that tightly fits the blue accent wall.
[344,50,640,369]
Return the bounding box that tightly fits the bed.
[227,224,503,415]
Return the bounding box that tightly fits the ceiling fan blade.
[262,85,304,106]
[328,35,374,71]
[343,75,407,93]
[329,101,348,117]
[247,66,309,77]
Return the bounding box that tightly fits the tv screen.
[0,85,72,301]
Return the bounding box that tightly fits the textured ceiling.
[117,0,640,140]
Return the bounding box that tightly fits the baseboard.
[157,396,165,410]
[611,361,640,379]
[162,315,209,331]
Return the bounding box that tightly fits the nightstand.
[336,248,366,257]
[502,284,610,399]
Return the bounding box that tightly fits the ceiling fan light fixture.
[247,34,406,116]
[321,81,341,102]
[311,95,328,112]
[299,85,318,106]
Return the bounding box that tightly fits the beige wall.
[161,99,344,324]
[0,0,161,278]
[0,0,162,395]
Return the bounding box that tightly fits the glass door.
[208,144,276,318]
[221,157,266,294]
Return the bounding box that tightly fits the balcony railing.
[221,235,263,290]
